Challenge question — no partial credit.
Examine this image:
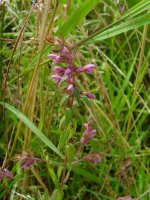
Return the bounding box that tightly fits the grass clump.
[0,0,150,199]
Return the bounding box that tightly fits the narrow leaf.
[83,13,150,44]
[57,0,99,36]
[0,103,64,159]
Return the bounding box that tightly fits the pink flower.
[51,75,62,83]
[48,54,61,63]
[53,66,65,75]
[15,153,41,170]
[80,118,96,143]
[82,153,102,164]
[0,167,14,181]
[80,132,95,143]
[64,67,72,78]
[66,84,74,95]
[48,54,58,59]
[21,157,40,170]
[13,98,20,105]
[62,46,70,54]
[83,92,95,99]
[83,64,95,74]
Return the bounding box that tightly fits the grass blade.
[83,13,150,44]
[57,0,99,36]
[0,102,64,159]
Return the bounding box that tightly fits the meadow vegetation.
[0,0,150,199]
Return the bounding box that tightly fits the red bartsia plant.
[80,118,96,143]
[15,153,41,170]
[48,40,96,107]
[48,39,96,143]
[82,153,102,164]
[0,167,14,181]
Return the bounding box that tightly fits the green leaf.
[0,103,64,159]
[64,108,72,127]
[124,0,150,18]
[47,165,59,187]
[84,13,150,44]
[57,0,99,36]
[60,95,69,106]
[126,0,141,8]
[66,144,75,169]
[73,167,100,184]
[73,87,81,103]
[77,0,150,46]
[50,189,64,200]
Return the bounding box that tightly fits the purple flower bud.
[80,128,96,143]
[64,67,72,77]
[85,129,96,135]
[81,118,96,143]
[83,92,95,99]
[66,84,74,95]
[48,54,58,59]
[21,157,39,170]
[15,153,41,170]
[80,133,94,143]
[3,169,15,179]
[13,98,20,105]
[0,167,14,181]
[51,75,62,83]
[48,54,61,63]
[53,66,65,75]
[62,46,69,54]
[83,123,89,130]
[83,64,95,74]
[82,153,102,164]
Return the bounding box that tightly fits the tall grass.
[0,0,150,199]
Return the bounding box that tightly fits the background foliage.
[0,0,150,199]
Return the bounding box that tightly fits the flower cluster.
[0,167,14,181]
[82,153,102,164]
[48,42,95,107]
[15,153,40,170]
[48,40,96,143]
[80,118,96,143]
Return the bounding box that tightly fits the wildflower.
[83,92,95,99]
[48,54,61,63]
[0,167,14,181]
[82,153,102,164]
[51,75,62,83]
[80,129,96,143]
[21,157,40,170]
[80,118,96,143]
[15,153,41,170]
[64,67,72,78]
[66,84,74,95]
[83,64,95,74]
[53,66,65,75]
[48,40,96,109]
[62,46,70,54]
[13,98,20,105]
